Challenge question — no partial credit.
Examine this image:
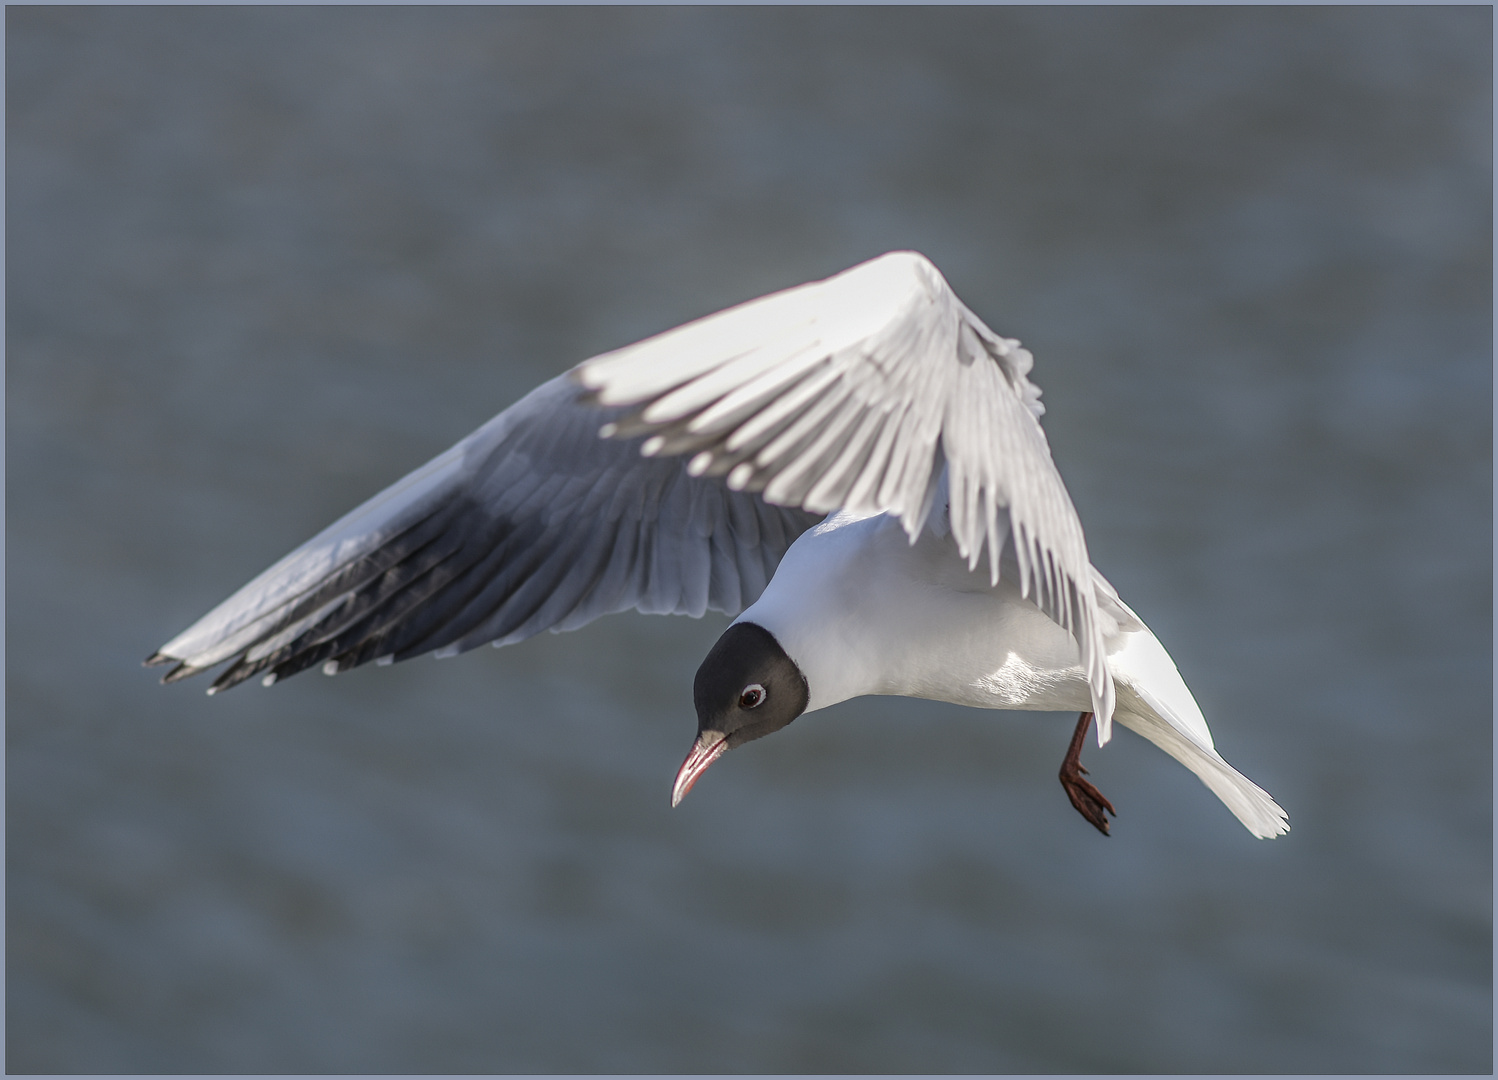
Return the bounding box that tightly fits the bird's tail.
[1113,699,1290,839]
[1106,619,1289,839]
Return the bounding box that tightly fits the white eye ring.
[739,683,765,709]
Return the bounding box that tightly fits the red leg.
[1059,712,1116,835]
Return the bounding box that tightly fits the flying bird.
[148,251,1288,838]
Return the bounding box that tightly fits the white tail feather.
[1109,621,1288,838]
[1113,695,1289,839]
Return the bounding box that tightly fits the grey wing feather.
[148,374,821,693]
[576,250,1117,738]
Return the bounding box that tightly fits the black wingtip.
[159,661,206,685]
[143,651,172,667]
[207,659,262,695]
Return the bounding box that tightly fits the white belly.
[737,510,1095,715]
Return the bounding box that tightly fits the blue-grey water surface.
[6,7,1492,1073]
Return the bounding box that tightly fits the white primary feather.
[577,251,1117,741]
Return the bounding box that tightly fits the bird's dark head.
[671,622,809,807]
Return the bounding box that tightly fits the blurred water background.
[6,7,1492,1073]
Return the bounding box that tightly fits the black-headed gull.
[149,252,1288,838]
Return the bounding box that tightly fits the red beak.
[671,732,727,807]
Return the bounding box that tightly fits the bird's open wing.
[576,251,1117,738]
[147,374,821,693]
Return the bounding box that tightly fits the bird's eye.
[739,683,765,709]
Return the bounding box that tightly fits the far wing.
[148,374,821,693]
